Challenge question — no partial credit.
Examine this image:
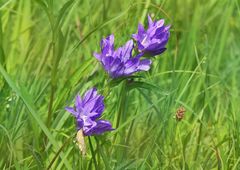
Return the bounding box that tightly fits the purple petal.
[132,33,138,40]
[113,47,122,58]
[83,120,97,136]
[101,34,114,50]
[132,24,145,41]
[164,25,171,31]
[145,42,163,51]
[149,48,166,56]
[93,103,104,115]
[111,63,125,78]
[86,120,114,136]
[121,40,134,62]
[137,41,145,51]
[88,111,101,120]
[83,88,97,104]
[148,15,153,26]
[110,58,121,73]
[138,24,145,36]
[102,56,114,71]
[93,52,101,60]
[84,95,104,117]
[155,19,164,27]
[65,107,78,118]
[76,118,84,130]
[83,116,95,126]
[138,59,152,71]
[91,95,104,113]
[123,58,140,75]
[106,34,114,47]
[124,57,139,68]
[100,34,115,56]
[154,27,166,37]
[145,38,168,52]
[146,26,157,38]
[75,95,82,112]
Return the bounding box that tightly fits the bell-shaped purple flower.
[94,34,152,78]
[65,88,114,136]
[132,15,170,56]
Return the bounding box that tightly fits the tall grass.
[0,0,239,169]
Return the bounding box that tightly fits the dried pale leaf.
[76,129,86,155]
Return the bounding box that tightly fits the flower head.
[175,106,185,121]
[65,88,114,136]
[94,34,152,78]
[132,15,170,56]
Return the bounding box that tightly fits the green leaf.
[55,0,75,30]
[128,81,170,96]
[34,0,49,14]
[108,76,143,88]
[0,11,5,67]
[0,63,71,169]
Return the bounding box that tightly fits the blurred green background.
[0,0,240,169]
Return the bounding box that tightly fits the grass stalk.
[115,80,128,129]
[46,135,74,170]
[88,137,98,170]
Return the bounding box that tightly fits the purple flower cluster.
[66,15,170,137]
[66,88,113,136]
[94,15,170,78]
[94,35,151,78]
[132,15,170,56]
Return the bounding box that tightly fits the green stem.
[168,121,178,168]
[88,137,98,170]
[47,83,55,128]
[113,80,128,162]
[47,29,57,128]
[115,80,128,128]
[46,3,58,128]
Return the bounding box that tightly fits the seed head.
[175,106,185,121]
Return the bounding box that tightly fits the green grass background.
[0,0,240,169]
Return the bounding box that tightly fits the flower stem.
[115,80,128,128]
[88,137,98,170]
[113,80,129,164]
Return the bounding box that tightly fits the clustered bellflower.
[65,88,114,136]
[132,15,170,56]
[66,14,170,139]
[94,34,152,78]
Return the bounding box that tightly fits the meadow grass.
[0,0,240,169]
